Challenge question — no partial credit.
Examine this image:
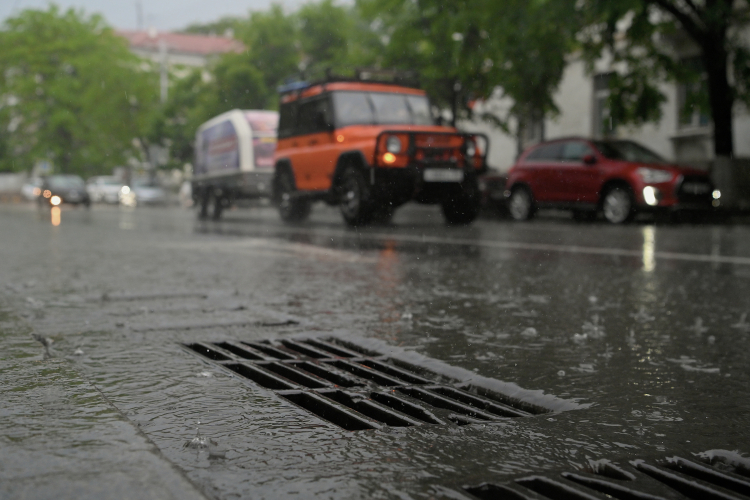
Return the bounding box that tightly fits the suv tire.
[338,166,374,226]
[274,168,311,222]
[442,177,481,225]
[601,185,634,224]
[508,185,535,221]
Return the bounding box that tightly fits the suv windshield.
[593,140,665,164]
[332,91,432,127]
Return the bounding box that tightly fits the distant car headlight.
[386,136,402,154]
[712,189,721,199]
[50,195,62,206]
[637,167,673,184]
[121,185,130,194]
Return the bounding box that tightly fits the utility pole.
[159,38,168,104]
[136,1,143,30]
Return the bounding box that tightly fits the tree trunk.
[703,40,734,158]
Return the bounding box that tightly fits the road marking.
[252,225,750,266]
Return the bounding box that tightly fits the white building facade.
[462,55,750,172]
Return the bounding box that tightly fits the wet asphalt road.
[1,202,750,499]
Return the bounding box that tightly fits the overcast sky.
[3,0,316,31]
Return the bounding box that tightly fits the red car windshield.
[593,140,665,164]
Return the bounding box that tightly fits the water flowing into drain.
[182,336,559,431]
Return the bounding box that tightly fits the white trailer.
[193,109,278,219]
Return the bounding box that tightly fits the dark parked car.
[38,174,91,208]
[505,137,719,223]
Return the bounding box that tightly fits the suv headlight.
[386,136,402,154]
[637,167,673,184]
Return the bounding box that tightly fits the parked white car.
[119,178,168,207]
[87,176,124,204]
[20,177,43,201]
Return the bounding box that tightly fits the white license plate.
[423,169,464,183]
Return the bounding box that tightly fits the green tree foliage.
[0,6,158,175]
[578,0,750,157]
[357,0,578,130]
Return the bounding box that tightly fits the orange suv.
[272,78,488,225]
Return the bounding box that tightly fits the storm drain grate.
[183,337,553,431]
[463,451,750,500]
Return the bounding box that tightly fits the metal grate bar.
[288,361,364,388]
[428,386,532,418]
[397,387,496,421]
[185,343,231,361]
[633,461,744,500]
[223,363,297,390]
[279,391,378,431]
[242,341,298,360]
[318,390,422,427]
[562,472,668,500]
[516,476,604,500]
[259,362,332,389]
[302,338,359,358]
[327,360,409,386]
[280,340,334,359]
[370,392,445,425]
[664,457,750,497]
[212,341,266,360]
[360,359,433,385]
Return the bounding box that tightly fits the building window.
[677,57,710,129]
[593,72,616,138]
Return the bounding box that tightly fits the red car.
[505,137,720,223]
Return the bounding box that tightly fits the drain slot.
[260,362,331,388]
[370,392,444,425]
[224,363,297,390]
[665,457,750,496]
[328,360,409,386]
[634,461,744,500]
[562,473,664,500]
[360,359,432,385]
[213,342,265,360]
[242,342,297,360]
[516,476,601,500]
[303,339,358,358]
[280,392,377,431]
[397,387,495,420]
[280,340,331,359]
[319,391,418,427]
[185,343,231,361]
[464,483,535,500]
[289,362,363,388]
[428,386,531,418]
[465,452,750,500]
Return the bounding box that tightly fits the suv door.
[558,140,600,203]
[293,96,336,191]
[522,142,563,202]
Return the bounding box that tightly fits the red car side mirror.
[583,154,597,165]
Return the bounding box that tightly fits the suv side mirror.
[583,154,597,165]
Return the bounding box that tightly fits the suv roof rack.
[277,68,421,97]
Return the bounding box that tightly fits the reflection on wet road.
[1,203,749,498]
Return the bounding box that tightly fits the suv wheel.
[508,186,534,221]
[601,186,634,224]
[338,167,373,226]
[442,177,481,225]
[274,169,311,222]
